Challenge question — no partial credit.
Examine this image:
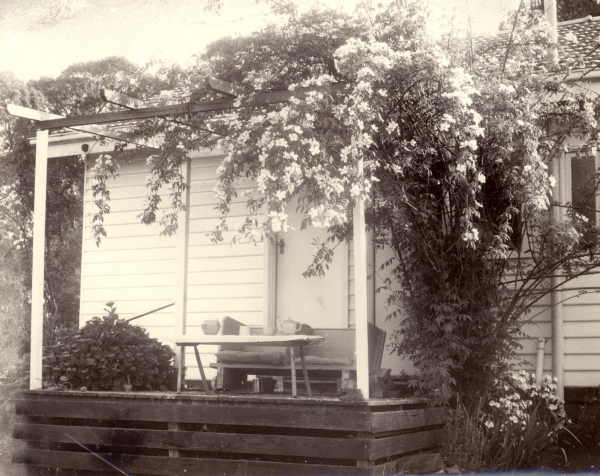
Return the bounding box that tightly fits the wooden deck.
[13,390,445,476]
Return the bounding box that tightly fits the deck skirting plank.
[370,407,447,433]
[13,392,445,475]
[369,428,444,461]
[15,397,371,432]
[15,449,365,476]
[14,423,370,460]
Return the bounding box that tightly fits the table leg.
[289,347,297,397]
[193,344,211,392]
[177,345,185,392]
[299,346,312,397]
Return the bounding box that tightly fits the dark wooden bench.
[211,325,386,394]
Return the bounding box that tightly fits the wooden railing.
[14,390,446,475]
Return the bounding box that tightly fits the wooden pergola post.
[551,153,566,399]
[29,129,49,389]
[353,159,370,399]
[174,159,192,390]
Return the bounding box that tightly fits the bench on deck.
[211,323,386,394]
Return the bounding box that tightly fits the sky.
[0,0,520,81]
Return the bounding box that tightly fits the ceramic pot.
[279,319,300,334]
[201,319,221,335]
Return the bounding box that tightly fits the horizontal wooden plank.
[565,337,600,354]
[187,269,263,286]
[563,303,600,322]
[562,293,600,306]
[83,248,177,264]
[83,273,177,288]
[564,371,600,386]
[83,154,222,177]
[83,285,175,302]
[84,242,262,263]
[186,255,265,272]
[38,88,302,129]
[82,254,262,275]
[84,180,212,199]
[15,396,371,432]
[369,428,443,460]
[370,407,446,434]
[565,321,600,338]
[83,283,262,303]
[564,354,600,370]
[15,449,364,476]
[80,300,175,316]
[83,235,177,252]
[14,423,369,460]
[85,202,252,226]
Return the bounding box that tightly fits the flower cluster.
[483,370,566,440]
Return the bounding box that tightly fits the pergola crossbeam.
[36,90,294,130]
[9,104,159,150]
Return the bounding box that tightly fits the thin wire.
[64,125,158,151]
[65,434,131,476]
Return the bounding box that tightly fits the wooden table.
[174,335,324,397]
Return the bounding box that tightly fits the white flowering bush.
[444,371,570,471]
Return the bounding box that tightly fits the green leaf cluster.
[43,303,176,391]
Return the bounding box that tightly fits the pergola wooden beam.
[8,104,159,151]
[36,90,295,130]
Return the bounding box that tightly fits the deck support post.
[174,159,192,385]
[353,159,370,400]
[29,129,49,390]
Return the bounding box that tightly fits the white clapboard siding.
[513,266,600,386]
[80,156,177,339]
[186,158,264,333]
[79,152,265,372]
[372,244,416,375]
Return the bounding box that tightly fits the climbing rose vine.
[94,1,600,401]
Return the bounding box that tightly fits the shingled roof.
[559,16,600,73]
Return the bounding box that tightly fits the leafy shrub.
[443,371,571,471]
[44,302,175,391]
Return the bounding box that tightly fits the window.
[571,155,598,225]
